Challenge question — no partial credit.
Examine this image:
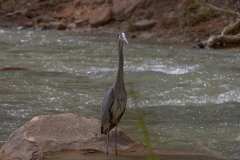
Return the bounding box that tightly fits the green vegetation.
[0,0,16,11]
[129,87,158,160]
[137,114,158,160]
[181,0,220,26]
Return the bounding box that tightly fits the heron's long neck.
[116,40,125,88]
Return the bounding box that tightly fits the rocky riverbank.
[0,0,237,43]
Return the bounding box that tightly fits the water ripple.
[215,89,240,104]
[131,64,199,75]
[85,64,199,76]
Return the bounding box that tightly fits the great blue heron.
[101,32,128,156]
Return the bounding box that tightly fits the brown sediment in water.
[0,67,28,71]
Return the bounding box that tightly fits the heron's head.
[118,32,128,44]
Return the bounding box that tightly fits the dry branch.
[206,34,240,48]
[221,19,240,35]
[204,3,240,17]
[197,2,240,48]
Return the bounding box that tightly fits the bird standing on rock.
[101,32,128,156]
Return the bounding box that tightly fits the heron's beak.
[121,32,128,44]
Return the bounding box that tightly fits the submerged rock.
[0,113,224,160]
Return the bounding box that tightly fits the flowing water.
[0,28,240,160]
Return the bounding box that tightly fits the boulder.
[0,113,224,160]
[131,19,156,31]
[89,5,112,27]
[139,32,155,39]
[67,23,77,30]
[74,18,89,27]
[112,0,129,20]
[73,0,106,6]
[40,21,67,30]
[112,0,148,20]
[0,113,137,160]
[35,15,55,23]
[54,5,74,18]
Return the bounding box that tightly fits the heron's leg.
[105,133,110,160]
[115,126,118,156]
[106,133,109,155]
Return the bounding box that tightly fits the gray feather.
[101,87,114,134]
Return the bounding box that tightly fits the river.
[0,28,239,160]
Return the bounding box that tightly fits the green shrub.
[181,0,220,26]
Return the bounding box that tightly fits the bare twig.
[204,2,240,17]
[221,19,240,35]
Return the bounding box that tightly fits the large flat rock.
[0,113,224,160]
[0,113,137,160]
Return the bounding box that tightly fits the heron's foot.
[114,148,118,156]
[114,127,118,157]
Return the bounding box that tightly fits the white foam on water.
[0,29,5,34]
[86,67,114,75]
[129,88,240,107]
[215,89,240,104]
[84,64,199,77]
[132,64,199,75]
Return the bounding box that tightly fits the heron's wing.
[101,87,115,134]
[101,87,114,116]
